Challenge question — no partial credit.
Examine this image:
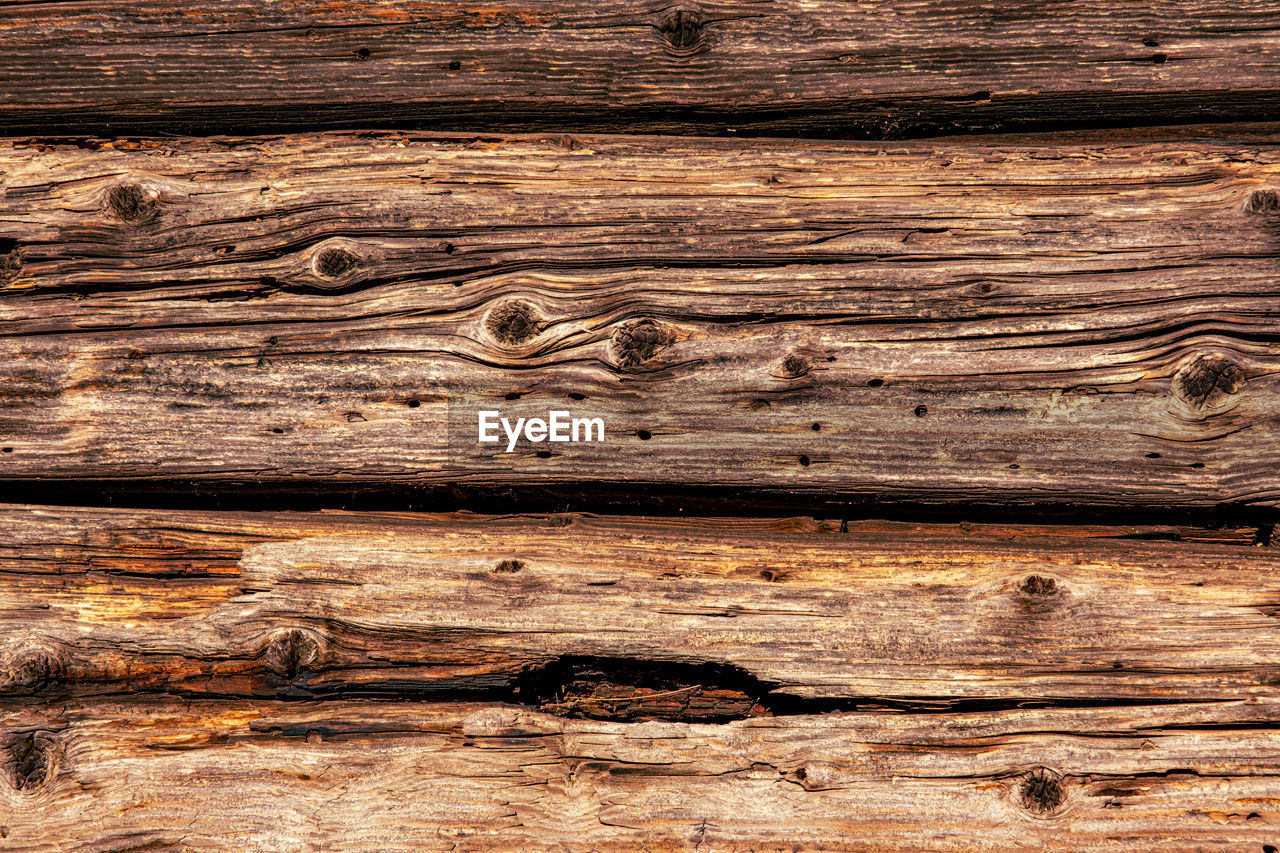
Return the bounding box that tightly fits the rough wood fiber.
[0,503,1275,706]
[3,132,1280,508]
[1,1,1280,137]
[2,697,1280,851]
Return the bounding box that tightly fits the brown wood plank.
[2,132,1280,507]
[0,503,1274,706]
[1,1,1280,137]
[2,696,1279,850]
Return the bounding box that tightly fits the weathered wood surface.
[3,132,1280,508]
[2,696,1280,851]
[2,1,1280,138]
[0,503,1274,707]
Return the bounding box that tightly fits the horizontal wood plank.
[1,2,1280,137]
[2,132,1280,507]
[2,696,1280,850]
[0,503,1275,705]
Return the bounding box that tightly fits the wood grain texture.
[1,1,1280,137]
[3,132,1280,507]
[2,696,1280,851]
[0,503,1274,706]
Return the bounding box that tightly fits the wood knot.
[313,246,362,280]
[1019,575,1057,597]
[1018,767,1066,816]
[1247,189,1280,214]
[791,762,838,790]
[1173,354,1245,409]
[485,299,542,346]
[0,649,62,695]
[8,733,57,793]
[263,628,321,680]
[656,6,706,52]
[105,182,159,223]
[493,558,525,573]
[610,319,675,369]
[779,354,811,378]
[0,239,20,286]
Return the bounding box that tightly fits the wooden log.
[1,2,1280,137]
[2,132,1280,508]
[1,696,1279,851]
[0,503,1275,706]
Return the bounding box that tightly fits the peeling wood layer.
[2,133,1280,506]
[1,2,1280,137]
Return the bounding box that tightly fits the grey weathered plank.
[2,696,1279,851]
[0,503,1275,705]
[2,132,1280,507]
[1,1,1280,137]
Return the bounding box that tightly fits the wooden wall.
[1,2,1279,850]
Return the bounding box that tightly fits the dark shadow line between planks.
[4,90,1280,140]
[2,654,1249,725]
[1,479,1274,536]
